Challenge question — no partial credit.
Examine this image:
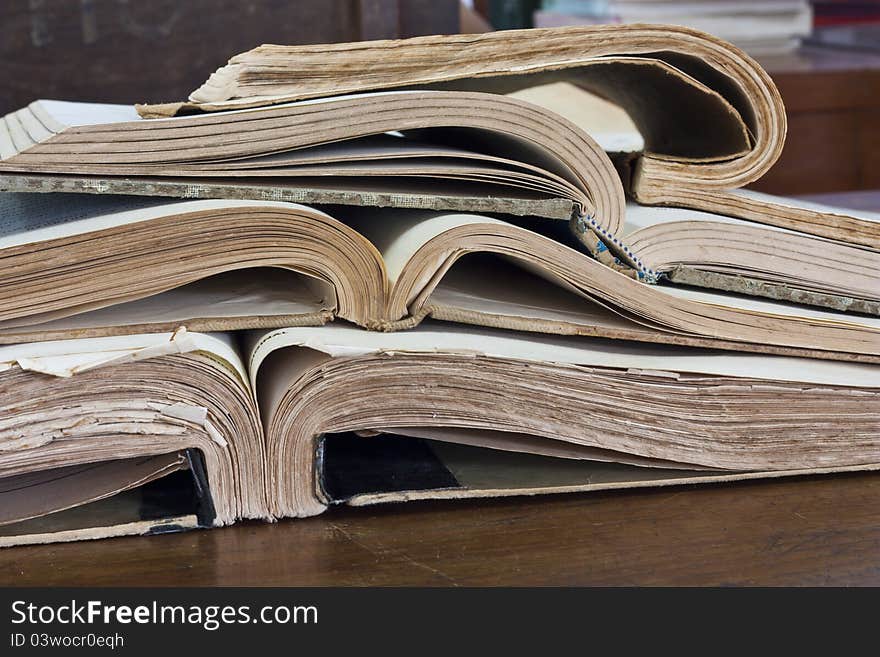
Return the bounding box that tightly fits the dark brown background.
[0,0,459,111]
[752,48,880,196]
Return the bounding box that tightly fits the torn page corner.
[14,356,75,378]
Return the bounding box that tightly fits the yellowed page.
[0,193,337,249]
[342,209,510,286]
[508,82,644,153]
[248,321,880,391]
[0,330,246,384]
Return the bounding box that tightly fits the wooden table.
[1,190,877,587]
[3,471,880,586]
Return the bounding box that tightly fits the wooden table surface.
[2,202,879,588]
[4,472,880,586]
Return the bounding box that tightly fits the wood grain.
[3,471,880,586]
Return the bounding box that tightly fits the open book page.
[4,91,628,251]
[198,133,579,184]
[2,100,146,160]
[0,330,246,384]
[258,321,880,516]
[248,321,880,390]
[0,490,200,547]
[341,208,509,286]
[0,452,185,527]
[624,193,880,235]
[621,199,807,236]
[3,94,440,159]
[0,193,334,249]
[0,269,333,339]
[35,89,535,134]
[36,93,431,128]
[341,207,880,341]
[426,254,648,331]
[507,82,644,154]
[341,437,880,507]
[619,198,880,305]
[0,195,387,335]
[422,254,880,365]
[366,426,711,470]
[250,343,334,426]
[34,100,141,128]
[0,193,172,248]
[734,189,880,226]
[0,327,266,529]
[661,284,880,330]
[177,28,759,164]
[340,208,620,319]
[675,186,880,249]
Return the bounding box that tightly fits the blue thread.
[577,212,658,282]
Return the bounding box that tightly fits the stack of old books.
[0,25,878,546]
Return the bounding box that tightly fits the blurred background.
[2,0,878,199]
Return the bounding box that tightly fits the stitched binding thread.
[574,213,659,284]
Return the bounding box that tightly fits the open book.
[135,24,879,251]
[2,323,878,546]
[1,193,878,362]
[1,26,879,314]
